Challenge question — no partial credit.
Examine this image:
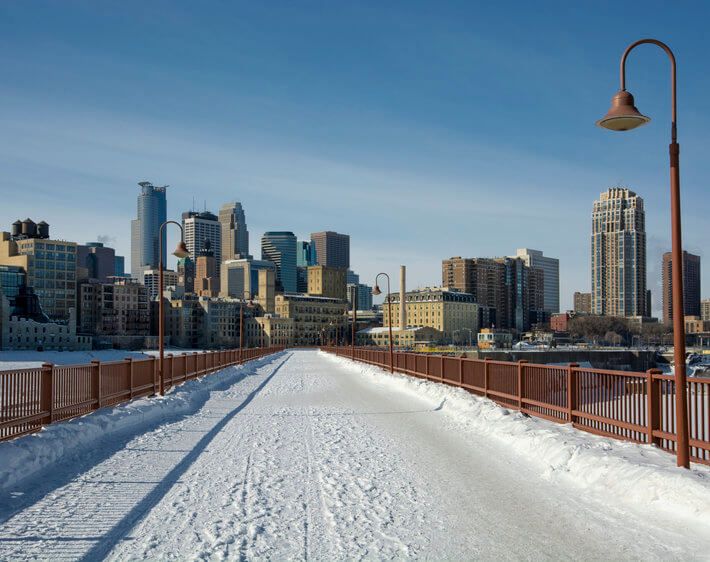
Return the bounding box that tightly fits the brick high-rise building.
[307,265,347,301]
[79,277,150,336]
[662,251,701,325]
[310,231,350,269]
[195,239,220,297]
[591,188,647,317]
[442,256,544,331]
[512,249,559,313]
[573,292,592,314]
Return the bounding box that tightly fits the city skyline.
[1,3,709,313]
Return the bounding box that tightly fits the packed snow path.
[0,350,708,561]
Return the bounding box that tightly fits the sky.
[1,1,708,314]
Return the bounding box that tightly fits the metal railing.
[321,346,709,465]
[0,347,284,442]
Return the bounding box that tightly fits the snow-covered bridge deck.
[0,349,708,560]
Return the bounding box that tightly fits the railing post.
[517,360,528,411]
[425,354,430,379]
[458,355,464,386]
[40,362,54,425]
[168,353,175,389]
[91,360,101,410]
[484,358,490,398]
[440,355,445,382]
[567,363,579,424]
[125,357,134,398]
[151,356,158,394]
[647,368,662,447]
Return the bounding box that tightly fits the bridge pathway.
[0,349,706,560]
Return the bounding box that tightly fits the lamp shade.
[172,241,190,259]
[372,285,382,296]
[596,90,650,131]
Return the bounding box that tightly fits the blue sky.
[1,1,708,313]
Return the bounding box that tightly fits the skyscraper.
[219,202,249,261]
[130,181,167,281]
[261,231,297,293]
[297,240,317,267]
[512,249,559,313]
[182,210,221,273]
[662,251,701,325]
[591,188,647,317]
[310,231,349,269]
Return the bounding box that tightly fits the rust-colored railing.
[0,347,284,442]
[321,346,710,465]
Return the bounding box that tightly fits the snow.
[0,348,206,370]
[0,349,709,560]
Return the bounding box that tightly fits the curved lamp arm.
[620,38,677,140]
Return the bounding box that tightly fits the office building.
[591,188,647,317]
[195,239,220,297]
[442,256,542,331]
[0,222,77,321]
[512,249,559,313]
[1,264,89,351]
[275,293,348,345]
[662,251,701,325]
[183,210,222,273]
[250,316,295,347]
[130,181,167,281]
[221,258,276,300]
[307,265,347,300]
[573,292,592,314]
[143,269,179,300]
[219,202,249,261]
[702,299,710,322]
[310,231,349,269]
[297,240,317,267]
[383,287,480,342]
[261,231,297,293]
[78,277,150,338]
[348,283,373,311]
[77,242,116,282]
[114,255,126,277]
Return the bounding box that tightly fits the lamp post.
[240,290,255,361]
[158,220,189,396]
[597,38,689,468]
[372,272,394,373]
[350,285,357,358]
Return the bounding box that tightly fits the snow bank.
[0,352,284,492]
[0,348,206,370]
[321,352,710,527]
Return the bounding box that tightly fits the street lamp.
[158,220,190,396]
[372,272,394,373]
[240,290,255,361]
[597,38,690,468]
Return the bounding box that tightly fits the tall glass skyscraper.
[297,240,317,267]
[261,231,297,293]
[131,182,167,280]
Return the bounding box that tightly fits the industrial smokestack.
[399,265,406,330]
